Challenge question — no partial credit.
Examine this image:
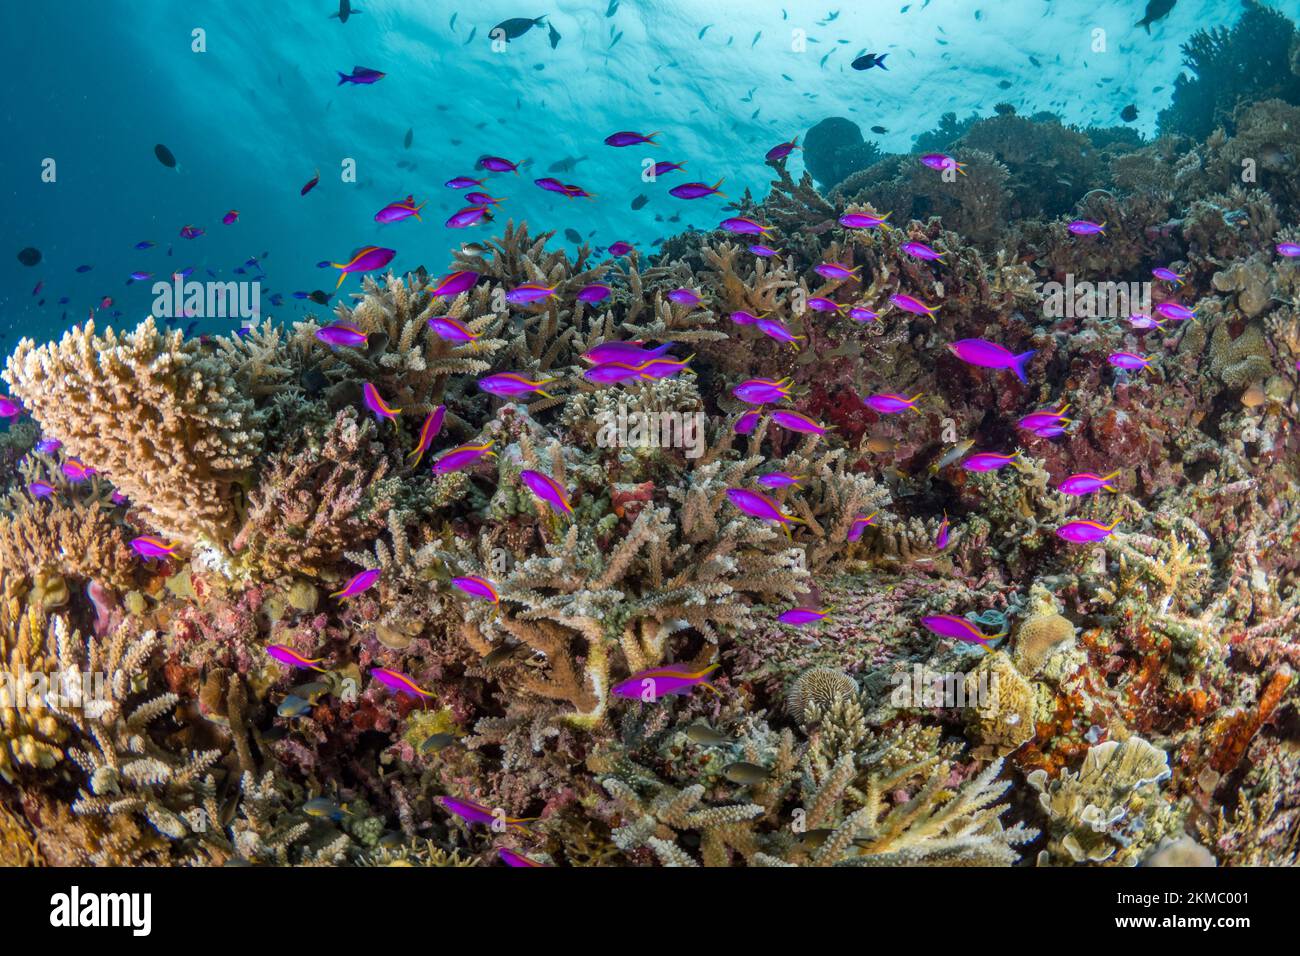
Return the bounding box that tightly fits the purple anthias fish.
[863,392,922,414]
[62,458,96,482]
[1127,312,1162,330]
[890,293,939,317]
[749,244,781,257]
[331,246,396,288]
[920,153,966,175]
[519,469,572,515]
[847,306,879,323]
[446,176,486,189]
[572,284,610,304]
[27,481,55,499]
[668,178,725,200]
[900,241,944,262]
[375,195,425,223]
[363,382,401,422]
[371,667,435,700]
[604,130,659,147]
[478,155,521,173]
[948,339,1036,383]
[180,225,203,239]
[847,512,878,542]
[432,441,496,474]
[651,161,686,176]
[666,288,702,306]
[720,217,771,235]
[479,373,555,398]
[128,271,151,281]
[35,438,61,454]
[451,575,500,603]
[430,271,479,297]
[635,356,693,380]
[407,406,447,467]
[756,472,804,489]
[1068,220,1106,236]
[426,316,479,343]
[0,396,21,418]
[608,241,634,257]
[766,137,800,161]
[1276,242,1300,257]
[315,323,368,348]
[770,410,830,435]
[806,297,842,313]
[611,662,720,700]
[582,340,673,365]
[777,607,830,626]
[1152,267,1182,285]
[498,847,547,867]
[534,177,570,194]
[437,796,536,831]
[131,536,178,559]
[962,451,1021,472]
[505,284,558,305]
[726,488,802,532]
[1108,351,1152,371]
[265,645,328,671]
[1018,404,1071,431]
[839,211,891,229]
[337,66,386,85]
[332,567,381,599]
[585,361,651,385]
[1058,471,1120,496]
[733,377,793,405]
[464,191,505,206]
[756,318,805,348]
[734,410,762,434]
[1056,518,1120,543]
[446,206,492,229]
[935,513,950,550]
[814,262,860,281]
[921,615,1001,647]
[730,310,760,326]
[1154,302,1196,322]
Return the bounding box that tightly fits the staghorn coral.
[3,317,264,547]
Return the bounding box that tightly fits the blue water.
[2,0,1293,345]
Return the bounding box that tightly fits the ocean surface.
[2,0,1285,345]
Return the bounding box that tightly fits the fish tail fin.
[538,389,556,399]
[1103,469,1121,484]
[334,270,348,289]
[713,177,726,195]
[1012,349,1036,383]
[910,393,924,408]
[877,54,888,69]
[337,72,350,85]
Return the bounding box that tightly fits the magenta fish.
[584,362,642,385]
[900,241,944,262]
[479,373,555,399]
[451,575,500,603]
[35,437,61,454]
[1154,302,1195,322]
[720,217,771,236]
[765,137,801,161]
[1108,351,1152,371]
[1018,404,1071,432]
[730,310,760,326]
[432,441,496,474]
[666,288,702,306]
[429,271,479,297]
[266,645,328,671]
[337,66,386,85]
[778,607,830,627]
[756,472,804,489]
[371,667,435,701]
[534,177,570,194]
[576,284,612,303]
[921,615,1001,647]
[847,306,879,323]
[1152,267,1182,286]
[332,567,381,600]
[734,410,762,434]
[1276,242,1300,258]
[499,847,548,867]
[920,153,966,175]
[756,318,805,348]
[814,262,861,282]
[407,405,447,467]
[438,795,536,831]
[749,244,782,257]
[605,130,659,147]
[464,191,506,206]
[962,451,1020,472]
[607,241,634,257]
[1068,220,1106,236]
[611,662,720,700]
[363,382,401,422]
[478,155,521,174]
[770,410,830,436]
[0,396,21,419]
[847,512,878,542]
[890,293,939,317]
[733,377,793,405]
[130,536,178,559]
[948,339,1036,383]
[315,323,368,348]
[935,513,950,550]
[634,355,693,380]
[839,211,891,229]
[1056,518,1120,543]
[864,392,922,414]
[727,488,802,532]
[375,195,425,223]
[1058,471,1120,496]
[27,481,55,499]
[806,297,842,314]
[331,246,396,288]
[582,340,673,365]
[446,206,492,229]
[1127,312,1162,331]
[222,210,239,225]
[62,458,95,482]
[426,316,479,343]
[179,225,203,239]
[668,178,725,200]
[446,176,486,189]
[519,469,572,516]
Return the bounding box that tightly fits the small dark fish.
[1029,55,1041,67]
[606,0,619,14]
[698,24,712,39]
[134,240,155,250]
[631,193,648,210]
[329,0,362,23]
[870,125,888,133]
[482,643,520,667]
[548,155,588,173]
[75,264,93,273]
[548,20,561,48]
[1137,0,1175,33]
[564,228,582,243]
[851,52,888,71]
[492,16,546,40]
[301,169,320,195]
[997,79,1012,89]
[420,733,458,753]
[404,127,413,148]
[17,247,41,267]
[1120,104,1138,122]
[308,290,332,305]
[686,724,730,746]
[154,143,178,169]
